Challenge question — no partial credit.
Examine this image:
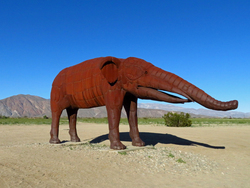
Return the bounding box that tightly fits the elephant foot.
[70,136,81,142]
[49,137,61,144]
[110,141,126,150]
[132,138,145,147]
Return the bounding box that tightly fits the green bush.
[0,115,9,119]
[43,115,49,119]
[162,112,192,127]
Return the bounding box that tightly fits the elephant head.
[101,57,238,111]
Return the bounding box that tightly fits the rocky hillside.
[0,95,51,117]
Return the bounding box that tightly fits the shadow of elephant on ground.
[90,132,225,149]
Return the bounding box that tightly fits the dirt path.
[0,123,249,188]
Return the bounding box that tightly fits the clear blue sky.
[1,0,249,112]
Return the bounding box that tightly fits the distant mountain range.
[0,94,249,118]
[0,95,51,117]
[138,103,250,118]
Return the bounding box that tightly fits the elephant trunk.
[147,66,238,111]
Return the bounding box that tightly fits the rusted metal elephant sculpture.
[50,56,238,149]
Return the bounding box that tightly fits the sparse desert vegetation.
[1,116,250,126]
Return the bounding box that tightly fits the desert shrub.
[43,115,49,119]
[162,112,192,127]
[0,115,9,119]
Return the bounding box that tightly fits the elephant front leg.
[123,93,145,147]
[105,90,126,150]
[107,107,126,150]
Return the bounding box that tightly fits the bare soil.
[0,123,249,188]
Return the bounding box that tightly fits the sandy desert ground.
[0,123,250,188]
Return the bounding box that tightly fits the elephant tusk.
[136,86,190,104]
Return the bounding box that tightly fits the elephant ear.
[100,56,121,86]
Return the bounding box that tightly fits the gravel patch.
[50,142,219,175]
[5,142,220,176]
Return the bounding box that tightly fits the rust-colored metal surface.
[50,56,238,149]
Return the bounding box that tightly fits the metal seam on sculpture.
[92,86,101,102]
[71,94,78,107]
[93,95,101,106]
[183,82,191,92]
[79,96,88,107]
[217,100,222,107]
[82,90,91,106]
[196,90,202,99]
[220,103,225,108]
[159,71,166,80]
[177,79,186,91]
[90,85,97,100]
[202,93,208,103]
[205,96,213,105]
[200,92,207,103]
[96,95,105,105]
[173,76,182,87]
[148,73,160,89]
[166,73,174,85]
[155,70,162,78]
[151,68,158,76]
[187,85,195,98]
[161,71,168,80]
[197,88,206,99]
[189,85,196,97]
[169,74,178,86]
[94,85,102,98]
[154,68,162,78]
[194,87,200,98]
[88,88,97,101]
[214,100,219,106]
[164,72,173,82]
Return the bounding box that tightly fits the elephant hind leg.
[66,107,80,142]
[50,95,70,144]
[50,108,63,144]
